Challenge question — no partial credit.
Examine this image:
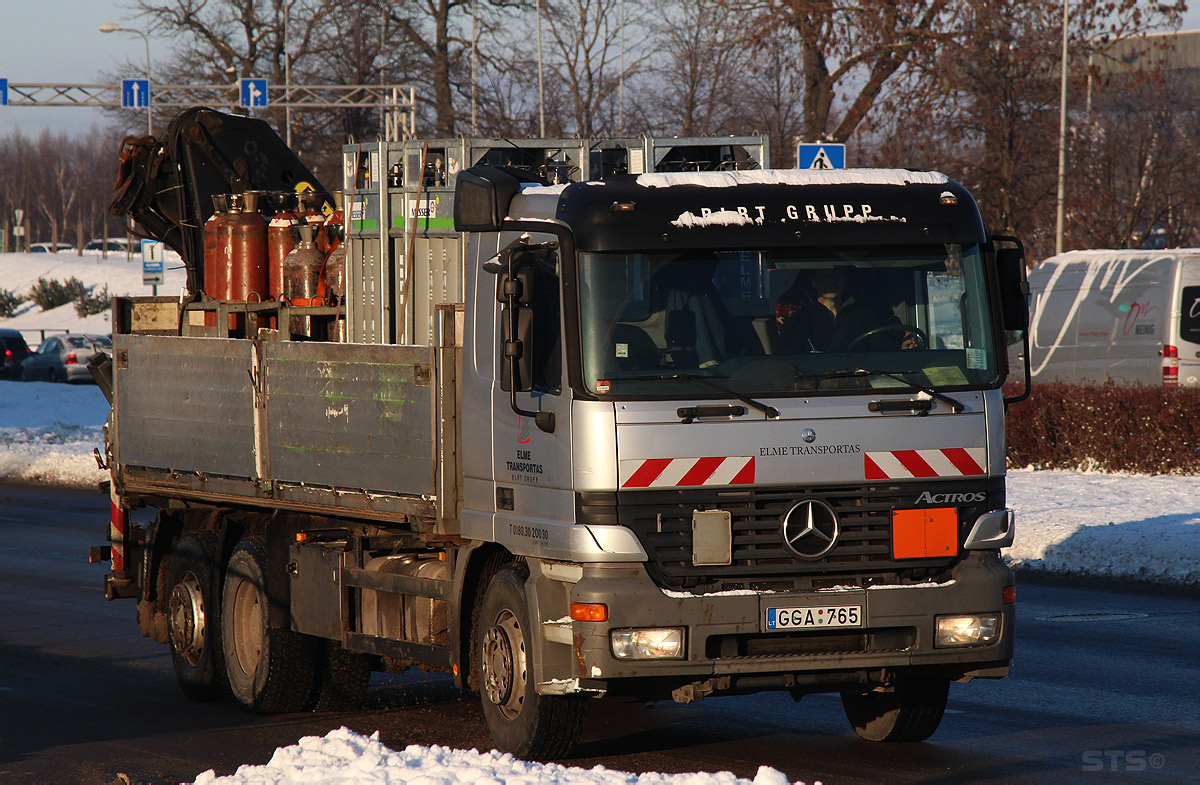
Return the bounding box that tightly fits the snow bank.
[0,379,108,487]
[0,250,187,338]
[194,727,805,785]
[1004,468,1200,587]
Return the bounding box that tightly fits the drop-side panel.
[264,342,436,495]
[115,335,255,476]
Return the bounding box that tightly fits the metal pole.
[142,31,152,136]
[285,3,291,148]
[619,0,625,136]
[471,0,478,135]
[1055,0,1069,256]
[537,0,545,136]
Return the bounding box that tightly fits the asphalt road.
[2,482,1198,784]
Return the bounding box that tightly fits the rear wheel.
[222,537,316,713]
[476,565,585,759]
[165,532,226,700]
[841,675,949,742]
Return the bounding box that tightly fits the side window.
[526,250,561,393]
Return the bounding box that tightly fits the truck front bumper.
[535,551,1013,700]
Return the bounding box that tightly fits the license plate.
[765,605,862,630]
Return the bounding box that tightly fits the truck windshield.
[578,244,998,397]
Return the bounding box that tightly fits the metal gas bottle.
[211,193,241,302]
[229,191,269,302]
[283,224,324,338]
[267,192,301,301]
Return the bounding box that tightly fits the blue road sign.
[0,79,7,106]
[240,78,268,108]
[142,240,164,285]
[797,143,846,170]
[122,79,150,108]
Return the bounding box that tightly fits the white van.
[1024,249,1200,386]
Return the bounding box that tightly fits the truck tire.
[221,537,316,714]
[841,675,949,742]
[309,640,372,712]
[165,532,227,700]
[476,565,585,759]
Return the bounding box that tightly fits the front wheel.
[841,675,949,742]
[165,532,227,700]
[476,565,585,759]
[221,537,317,713]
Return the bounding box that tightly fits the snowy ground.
[194,728,801,785]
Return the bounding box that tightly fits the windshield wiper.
[621,373,780,419]
[820,368,966,414]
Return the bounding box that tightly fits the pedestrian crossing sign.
[797,143,846,170]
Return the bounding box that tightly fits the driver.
[775,267,920,352]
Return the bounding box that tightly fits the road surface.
[1,482,1197,783]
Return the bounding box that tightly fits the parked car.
[83,238,134,253]
[0,329,32,380]
[19,333,112,383]
[29,242,76,253]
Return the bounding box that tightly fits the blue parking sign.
[0,78,7,106]
[240,78,268,108]
[797,143,846,170]
[122,79,150,108]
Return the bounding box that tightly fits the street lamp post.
[100,23,153,137]
[1055,1,1069,256]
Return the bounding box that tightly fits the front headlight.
[610,628,685,659]
[935,613,1001,648]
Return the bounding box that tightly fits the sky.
[2,1,1200,139]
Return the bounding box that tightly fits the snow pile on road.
[1005,468,1200,586]
[0,380,108,487]
[194,727,804,785]
[0,250,186,337]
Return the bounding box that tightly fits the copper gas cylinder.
[283,224,325,338]
[229,191,269,302]
[298,191,327,251]
[202,194,231,327]
[267,193,301,301]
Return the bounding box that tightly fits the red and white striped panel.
[864,448,986,480]
[620,456,755,488]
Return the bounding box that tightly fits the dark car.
[19,333,112,383]
[0,329,32,380]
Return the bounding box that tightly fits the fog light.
[611,628,685,660]
[935,613,1001,648]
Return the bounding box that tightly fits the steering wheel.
[844,323,927,351]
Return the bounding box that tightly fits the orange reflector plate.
[570,602,609,622]
[892,507,958,559]
[1003,585,1016,604]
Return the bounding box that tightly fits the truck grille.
[579,480,993,593]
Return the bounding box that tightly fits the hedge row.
[1005,382,1200,475]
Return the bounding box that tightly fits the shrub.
[75,284,113,317]
[0,288,21,318]
[1005,382,1200,474]
[29,276,87,311]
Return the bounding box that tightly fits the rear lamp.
[610,628,685,660]
[935,613,1001,648]
[66,352,78,364]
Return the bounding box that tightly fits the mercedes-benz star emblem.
[801,428,816,443]
[780,499,840,559]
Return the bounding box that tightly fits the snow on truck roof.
[634,169,950,189]
[516,169,950,197]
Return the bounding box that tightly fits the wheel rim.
[168,571,206,666]
[229,577,263,679]
[482,609,526,720]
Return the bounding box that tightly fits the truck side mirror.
[453,165,550,232]
[499,267,536,393]
[990,235,1031,406]
[996,247,1029,331]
